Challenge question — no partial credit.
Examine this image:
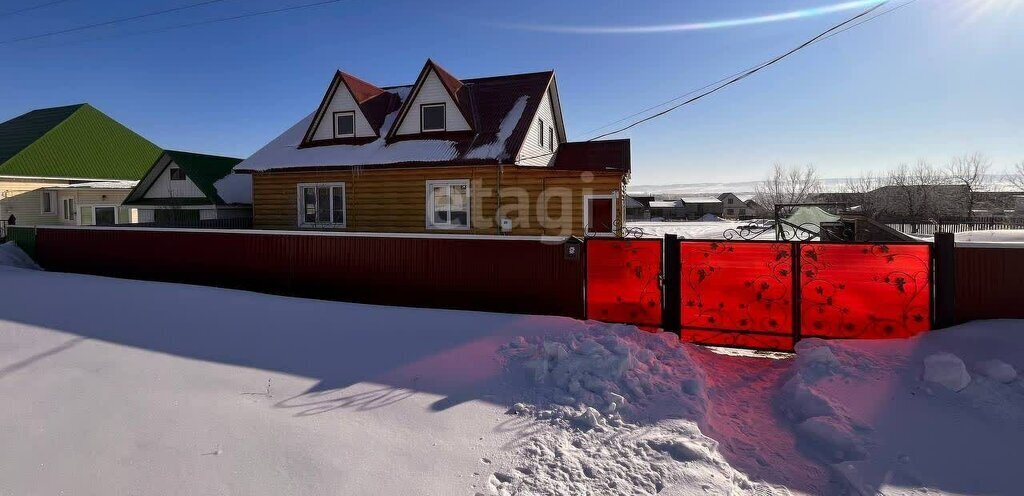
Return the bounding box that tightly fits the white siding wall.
[311,83,376,140]
[0,179,67,226]
[517,87,559,166]
[143,160,205,199]
[395,71,471,135]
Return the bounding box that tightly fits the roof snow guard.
[235,60,627,174]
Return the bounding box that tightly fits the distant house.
[624,195,651,221]
[122,150,249,226]
[0,104,162,226]
[679,197,723,220]
[648,200,684,220]
[716,193,753,219]
[744,198,768,218]
[227,59,630,236]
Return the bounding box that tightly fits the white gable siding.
[395,71,471,136]
[143,161,205,199]
[311,83,376,140]
[517,87,559,166]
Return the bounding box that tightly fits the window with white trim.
[40,191,53,213]
[548,126,554,151]
[421,103,446,132]
[538,118,545,146]
[62,198,76,221]
[297,182,346,227]
[426,180,470,229]
[334,111,355,138]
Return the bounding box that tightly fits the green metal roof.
[165,150,242,204]
[0,104,161,180]
[123,150,242,206]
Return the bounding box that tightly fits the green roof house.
[123,150,251,226]
[0,104,162,227]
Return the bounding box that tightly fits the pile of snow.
[778,323,1024,495]
[495,324,779,495]
[500,323,707,429]
[697,213,725,222]
[0,242,40,270]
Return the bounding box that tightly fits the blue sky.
[1,0,1021,184]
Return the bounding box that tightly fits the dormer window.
[334,111,355,138]
[421,103,446,132]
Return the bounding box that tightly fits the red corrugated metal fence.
[33,227,585,318]
[955,245,1024,323]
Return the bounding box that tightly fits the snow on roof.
[234,70,556,173]
[212,173,253,205]
[46,180,138,190]
[680,197,722,204]
[649,200,680,208]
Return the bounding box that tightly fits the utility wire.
[0,0,71,18]
[585,1,890,142]
[520,1,913,167]
[9,0,345,49]
[578,0,919,143]
[0,0,234,45]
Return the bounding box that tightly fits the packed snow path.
[1,259,1022,495]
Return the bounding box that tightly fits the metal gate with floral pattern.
[586,237,933,352]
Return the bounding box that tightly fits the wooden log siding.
[252,165,626,236]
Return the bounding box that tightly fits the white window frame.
[420,103,446,132]
[425,179,471,230]
[40,191,54,213]
[296,182,347,228]
[583,193,618,237]
[333,111,355,138]
[62,197,76,221]
[78,204,119,226]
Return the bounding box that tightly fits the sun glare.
[956,0,1024,22]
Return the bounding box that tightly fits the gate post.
[933,232,956,329]
[791,242,802,346]
[662,234,681,333]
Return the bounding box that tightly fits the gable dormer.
[516,74,567,166]
[301,70,392,146]
[388,60,474,138]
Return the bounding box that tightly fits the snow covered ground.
[627,220,776,240]
[956,229,1024,244]
[1,254,1022,495]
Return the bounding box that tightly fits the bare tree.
[945,152,991,219]
[871,160,948,219]
[1006,161,1024,191]
[753,163,821,212]
[843,171,881,215]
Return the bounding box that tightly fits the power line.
[0,0,234,45]
[11,0,345,50]
[0,0,72,18]
[585,1,892,142]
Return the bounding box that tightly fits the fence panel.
[32,227,586,318]
[679,240,795,351]
[799,243,932,339]
[585,238,662,326]
[955,246,1024,322]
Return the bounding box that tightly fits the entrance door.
[584,195,616,235]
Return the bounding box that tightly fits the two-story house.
[221,60,630,237]
[717,192,751,219]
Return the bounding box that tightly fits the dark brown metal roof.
[550,139,631,173]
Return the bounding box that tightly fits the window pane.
[422,105,445,131]
[432,185,449,224]
[450,184,467,210]
[548,127,554,151]
[331,186,345,224]
[170,168,185,181]
[588,198,614,233]
[95,207,116,226]
[303,187,316,223]
[538,119,544,145]
[451,211,468,226]
[336,114,354,136]
[316,187,330,223]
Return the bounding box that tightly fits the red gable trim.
[301,70,392,147]
[385,59,476,139]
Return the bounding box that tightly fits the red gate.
[586,238,933,352]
